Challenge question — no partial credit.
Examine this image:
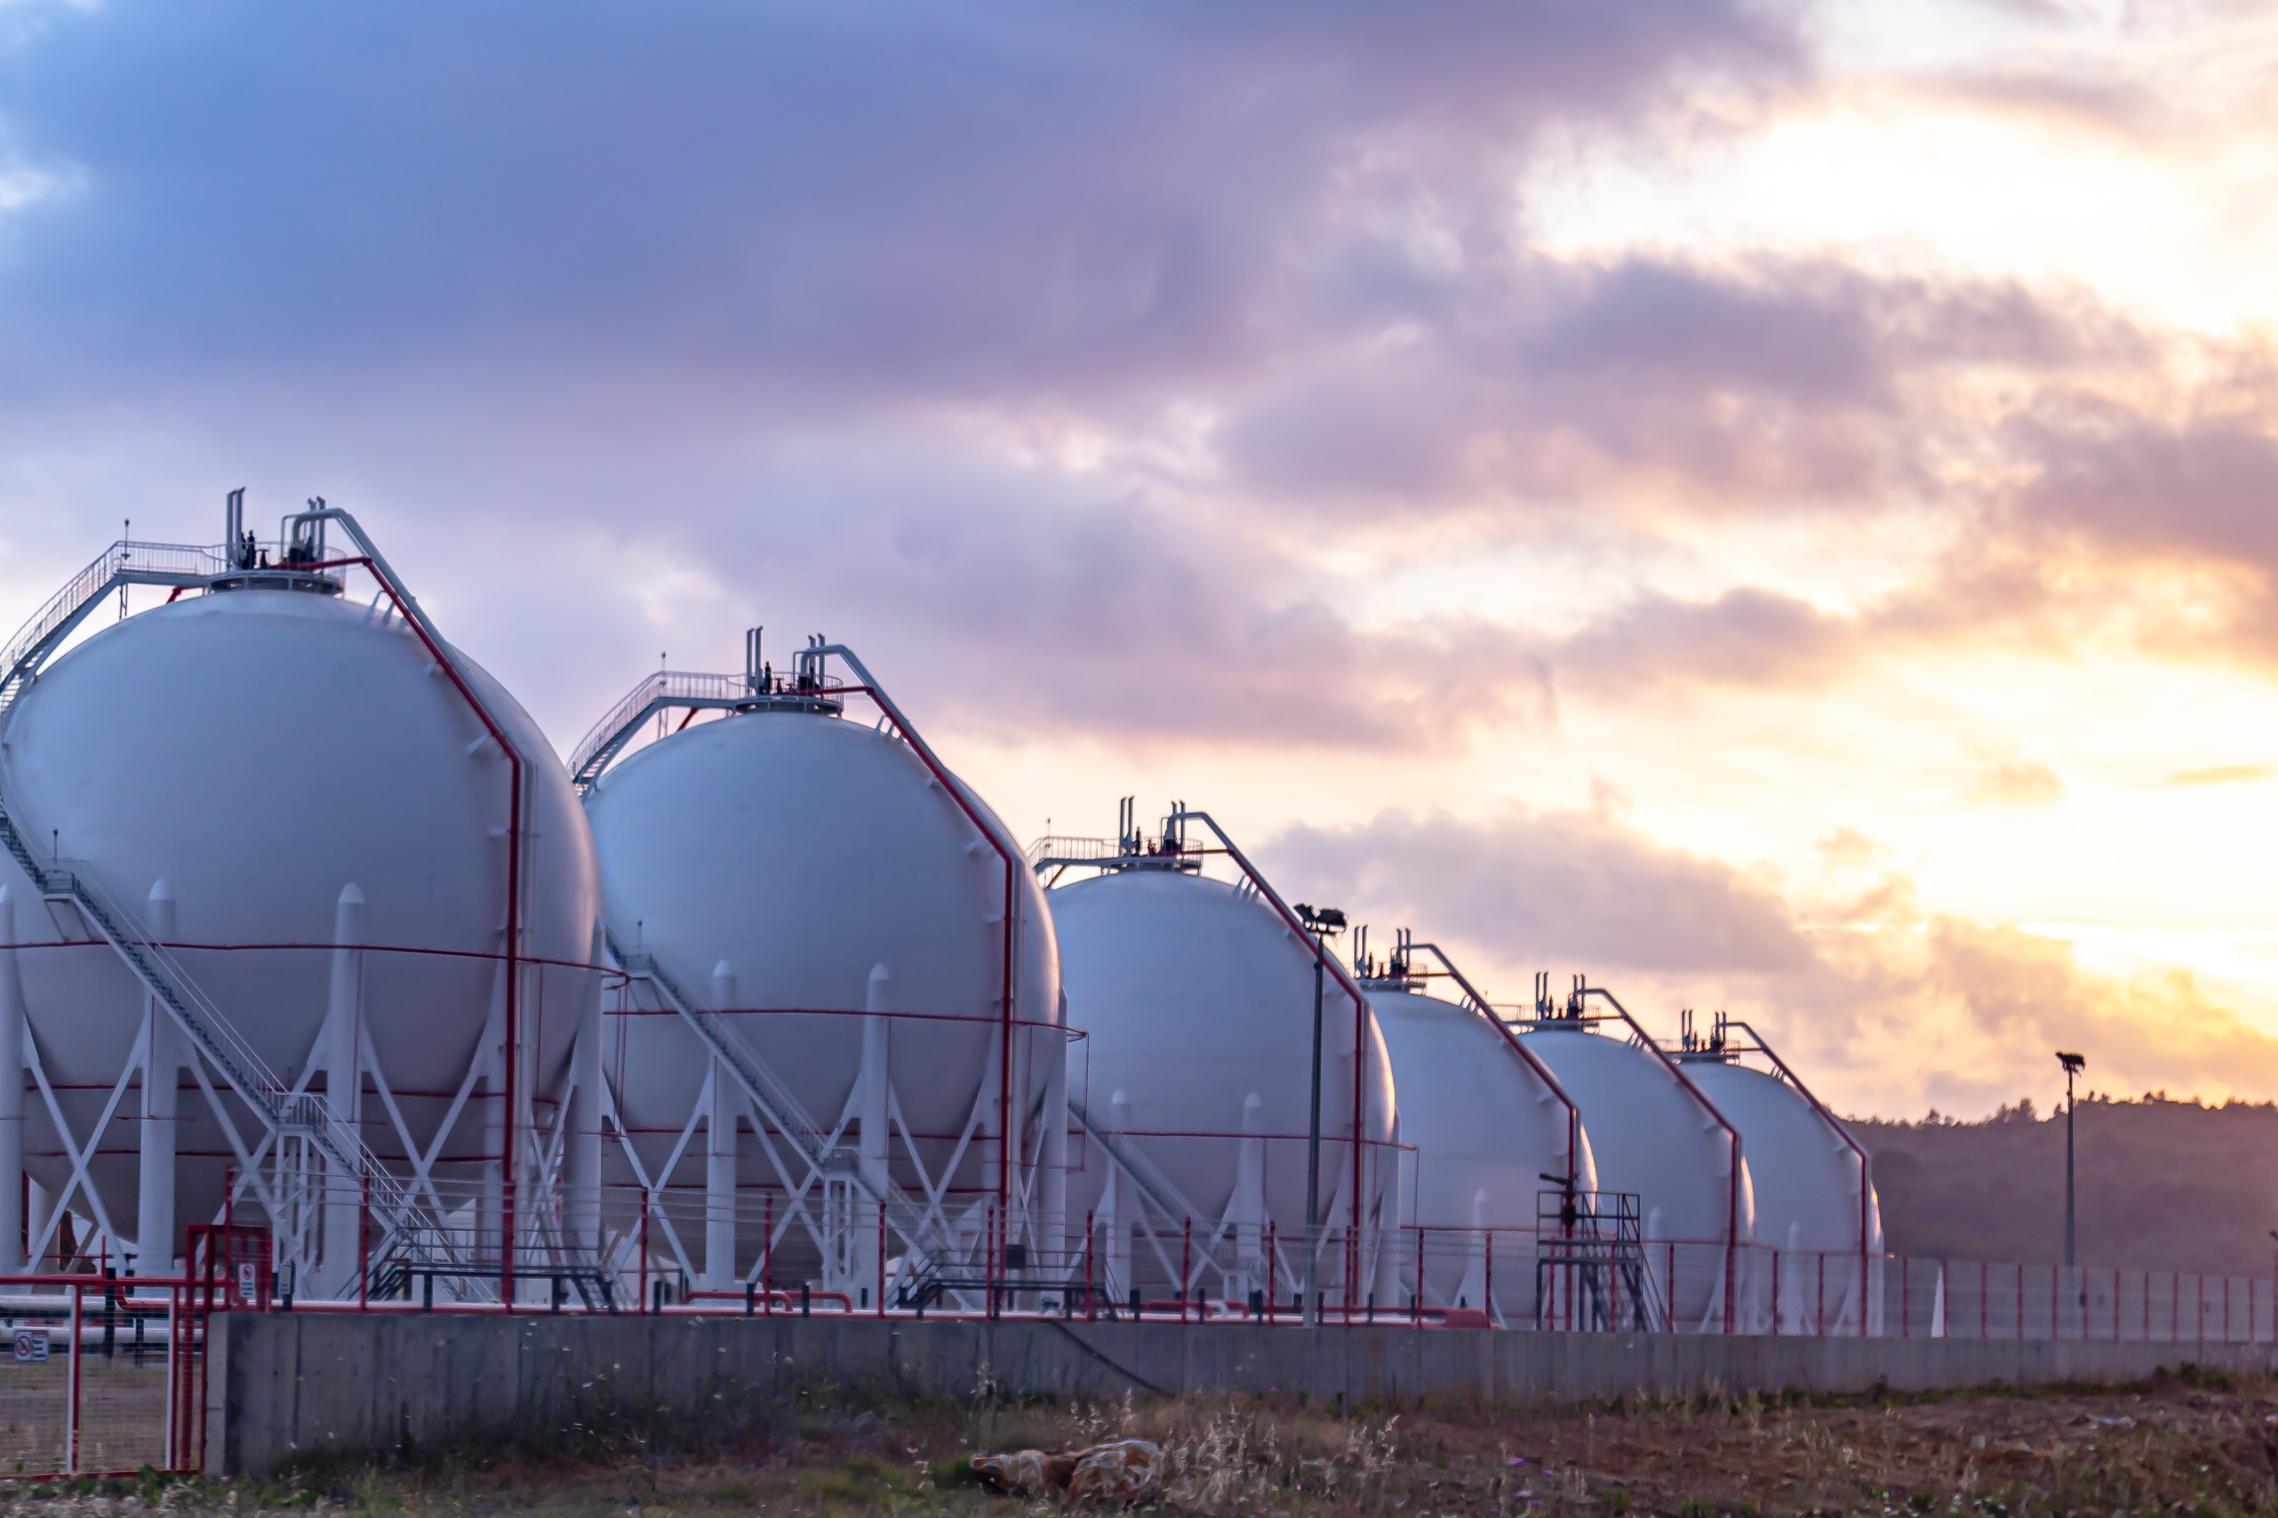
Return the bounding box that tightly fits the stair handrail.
[47,852,415,1210]
[0,540,234,710]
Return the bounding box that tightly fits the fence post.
[2050,1263,2058,1341]
[1486,1231,1495,1326]
[762,1193,774,1314]
[1771,1250,1782,1336]
[639,1196,651,1318]
[66,1282,82,1476]
[1265,1222,1277,1324]
[358,1174,370,1312]
[1901,1257,1909,1339]
[1414,1228,1424,1324]
[877,1206,886,1319]
[2015,1262,2023,1340]
[1084,1209,1095,1322]
[1180,1217,1192,1324]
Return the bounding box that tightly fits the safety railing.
[567,667,854,789]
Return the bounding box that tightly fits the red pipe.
[306,553,525,1299]
[1576,987,1743,1334]
[1165,812,1374,1315]
[1399,945,1585,1202]
[1721,1019,1872,1332]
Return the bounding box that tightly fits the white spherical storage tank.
[1047,833,1399,1314]
[1678,1038,1880,1333]
[0,514,603,1296]
[1363,972,1597,1324]
[579,639,1063,1307]
[1515,1015,1756,1331]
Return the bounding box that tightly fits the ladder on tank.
[0,539,235,714]
[604,929,958,1285]
[0,786,455,1288]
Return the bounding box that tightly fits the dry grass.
[5,1368,2278,1515]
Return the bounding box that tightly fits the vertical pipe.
[1180,1217,1192,1323]
[357,1176,369,1312]
[0,887,26,1274]
[1303,947,1323,1327]
[66,1283,81,1475]
[565,923,605,1259]
[320,884,365,1292]
[479,964,507,1280]
[704,961,739,1293]
[856,962,890,1301]
[137,880,179,1278]
[1037,993,1069,1280]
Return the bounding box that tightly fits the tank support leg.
[564,924,604,1259]
[136,881,179,1277]
[853,963,890,1304]
[1036,1000,1068,1282]
[703,961,740,1292]
[318,884,366,1295]
[0,887,27,1274]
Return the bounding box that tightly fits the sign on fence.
[11,1327,47,1364]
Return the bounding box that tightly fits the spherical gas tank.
[1051,867,1398,1299]
[0,585,602,1250]
[1681,1056,1881,1331]
[1515,1023,1755,1329]
[1367,985,1597,1317]
[584,707,1061,1209]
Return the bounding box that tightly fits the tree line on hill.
[1851,1093,2278,1277]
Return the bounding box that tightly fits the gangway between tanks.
[0,495,581,1303]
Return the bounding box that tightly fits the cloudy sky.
[3,0,2275,1119]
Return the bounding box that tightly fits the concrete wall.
[206,1312,2278,1477]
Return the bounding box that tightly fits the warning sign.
[12,1328,48,1364]
[235,1263,257,1303]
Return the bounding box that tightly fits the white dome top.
[0,584,600,1226]
[1682,1058,1878,1256]
[1050,867,1396,1228]
[1367,986,1597,1230]
[585,708,1060,1137]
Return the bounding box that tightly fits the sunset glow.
[2,1,2273,1119]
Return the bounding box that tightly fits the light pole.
[2056,1051,2085,1269]
[1295,902,1345,1328]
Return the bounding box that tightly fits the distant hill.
[1852,1095,2278,1277]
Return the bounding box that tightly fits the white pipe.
[0,886,27,1274]
[854,962,890,1298]
[1036,991,1068,1270]
[319,883,365,1291]
[565,923,604,1255]
[704,960,739,1291]
[135,879,178,1278]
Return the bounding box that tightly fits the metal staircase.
[0,540,235,714]
[0,788,436,1269]
[0,527,466,1289]
[1535,1189,1665,1332]
[605,929,941,1254]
